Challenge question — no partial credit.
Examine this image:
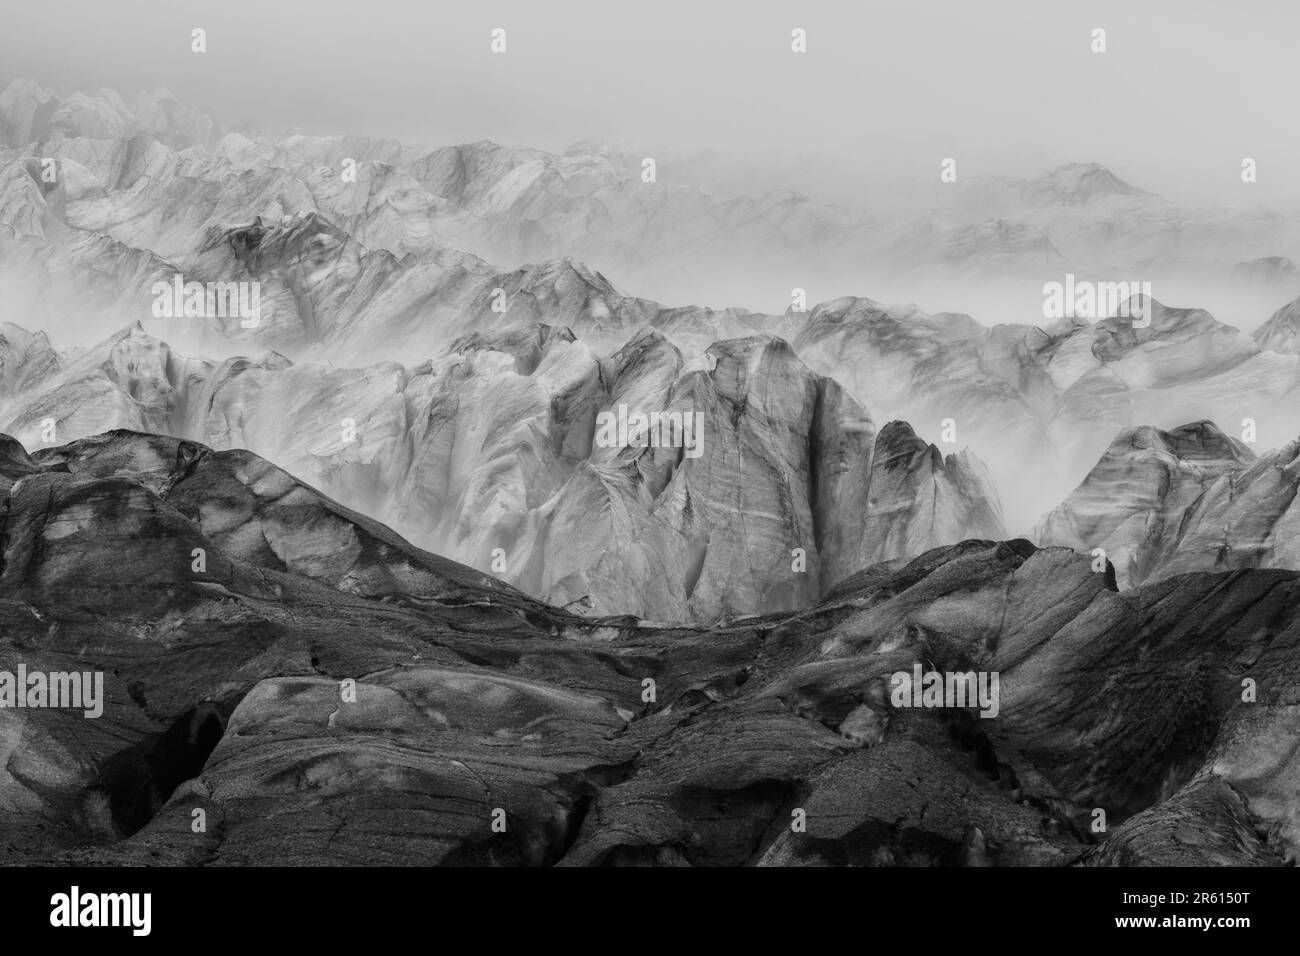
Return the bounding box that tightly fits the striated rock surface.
[5,78,1300,539]
[4,77,1300,870]
[1255,293,1300,355]
[1034,421,1300,587]
[0,322,61,398]
[2,437,1297,867]
[0,325,1006,621]
[782,295,1300,532]
[859,421,1007,571]
[505,333,1004,621]
[1032,422,1254,587]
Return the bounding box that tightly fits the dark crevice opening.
[86,700,233,840]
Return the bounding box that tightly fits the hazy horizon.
[3,0,1299,214]
[5,0,1300,327]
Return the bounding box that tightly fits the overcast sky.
[2,0,1297,208]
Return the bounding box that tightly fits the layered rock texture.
[4,78,1300,868]
[0,321,1006,621]
[1256,296,1300,355]
[2,432,1296,867]
[1034,421,1300,588]
[4,77,1300,535]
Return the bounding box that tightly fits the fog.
[3,0,1298,211]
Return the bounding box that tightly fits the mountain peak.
[0,77,51,101]
[1255,294,1300,354]
[1031,162,1147,204]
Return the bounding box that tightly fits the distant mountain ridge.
[5,77,1298,320]
[4,77,1300,615]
